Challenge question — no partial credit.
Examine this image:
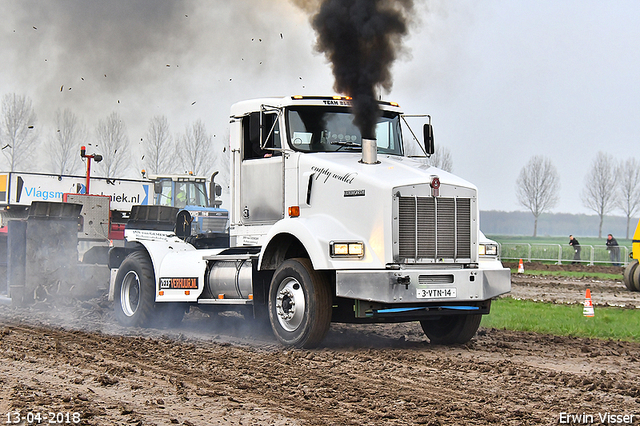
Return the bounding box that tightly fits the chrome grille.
[398,196,472,261]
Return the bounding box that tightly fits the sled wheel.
[623,260,638,292]
[420,314,482,345]
[268,258,332,348]
[114,251,156,327]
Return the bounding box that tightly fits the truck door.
[240,112,284,224]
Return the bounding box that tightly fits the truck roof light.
[288,206,300,217]
[293,95,303,99]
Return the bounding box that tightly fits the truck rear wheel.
[268,258,331,349]
[623,260,638,291]
[114,251,156,327]
[420,314,482,345]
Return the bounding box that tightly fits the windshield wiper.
[330,140,361,151]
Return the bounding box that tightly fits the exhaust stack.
[361,138,378,164]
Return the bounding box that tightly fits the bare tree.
[422,146,453,172]
[405,143,453,173]
[515,155,559,237]
[582,152,618,238]
[176,120,214,176]
[48,108,86,175]
[616,157,640,239]
[95,112,130,178]
[0,93,38,171]
[143,115,174,175]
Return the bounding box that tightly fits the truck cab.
[110,96,510,348]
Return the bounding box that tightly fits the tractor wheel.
[632,261,640,292]
[114,251,156,327]
[623,260,638,291]
[420,314,482,345]
[268,258,332,348]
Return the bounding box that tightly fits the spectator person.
[569,235,581,264]
[606,234,621,267]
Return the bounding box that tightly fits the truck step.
[197,298,253,305]
[201,253,256,261]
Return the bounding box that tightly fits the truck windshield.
[286,107,403,155]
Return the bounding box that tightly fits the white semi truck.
[109,95,511,348]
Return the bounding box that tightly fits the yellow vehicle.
[623,218,640,292]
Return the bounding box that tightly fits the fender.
[131,239,230,302]
[110,238,219,302]
[258,214,385,271]
[133,238,195,282]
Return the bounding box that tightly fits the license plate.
[416,288,457,299]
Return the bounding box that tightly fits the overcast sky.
[2,0,638,215]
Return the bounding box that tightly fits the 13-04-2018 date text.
[5,411,81,424]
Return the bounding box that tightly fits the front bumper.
[335,265,511,304]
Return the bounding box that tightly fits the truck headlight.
[330,242,364,258]
[479,243,498,256]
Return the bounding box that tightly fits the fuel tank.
[207,259,253,299]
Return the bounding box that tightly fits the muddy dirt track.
[1,270,640,425]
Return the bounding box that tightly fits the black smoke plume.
[310,0,414,139]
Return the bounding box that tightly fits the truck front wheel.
[268,258,331,348]
[420,314,482,345]
[114,251,156,327]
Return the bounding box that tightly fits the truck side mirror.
[154,181,162,194]
[423,123,434,155]
[215,184,222,197]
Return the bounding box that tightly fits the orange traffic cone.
[583,289,595,317]
[518,259,524,273]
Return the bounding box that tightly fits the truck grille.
[398,197,471,261]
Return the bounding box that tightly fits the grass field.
[478,236,638,341]
[481,297,640,342]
